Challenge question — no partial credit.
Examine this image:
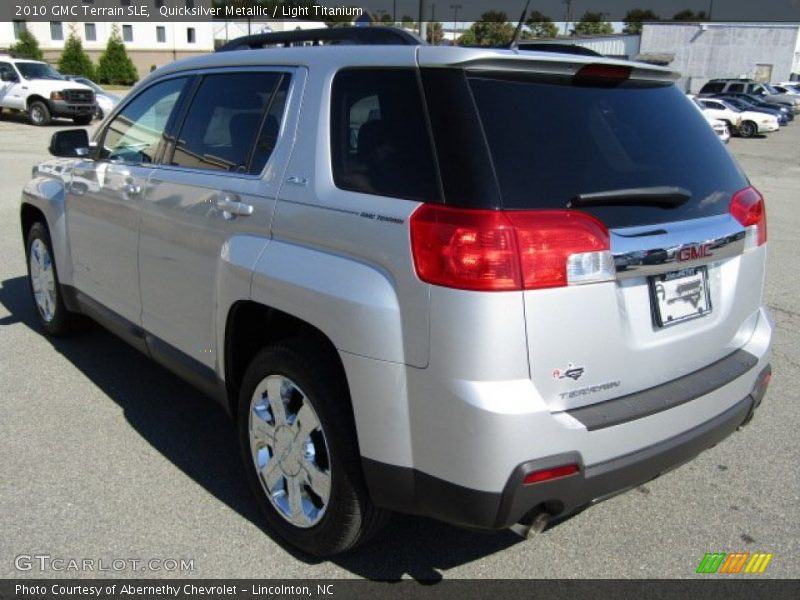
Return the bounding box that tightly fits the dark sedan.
[717,96,789,126]
[718,93,794,122]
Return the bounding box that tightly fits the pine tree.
[10,29,44,61]
[58,26,95,79]
[95,25,139,86]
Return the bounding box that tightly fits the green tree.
[622,9,660,33]
[525,10,558,38]
[673,9,708,21]
[379,13,393,23]
[10,29,44,61]
[95,25,138,86]
[426,21,444,44]
[459,11,515,47]
[58,25,95,79]
[572,12,614,35]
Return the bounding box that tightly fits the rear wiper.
[569,186,691,209]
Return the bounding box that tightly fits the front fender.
[21,160,76,286]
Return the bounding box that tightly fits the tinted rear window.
[464,74,748,228]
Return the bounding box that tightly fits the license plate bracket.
[649,266,712,328]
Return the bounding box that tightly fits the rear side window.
[461,72,748,228]
[700,82,724,94]
[170,71,289,174]
[330,68,439,202]
[728,83,745,93]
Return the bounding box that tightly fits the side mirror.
[49,129,90,158]
[1,71,19,83]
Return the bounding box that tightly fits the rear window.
[463,73,748,228]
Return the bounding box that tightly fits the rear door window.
[169,71,290,174]
[460,72,747,228]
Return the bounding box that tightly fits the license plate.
[649,267,711,328]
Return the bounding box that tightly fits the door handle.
[215,194,253,219]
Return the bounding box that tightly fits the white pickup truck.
[0,55,96,126]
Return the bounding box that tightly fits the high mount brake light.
[409,205,614,292]
[729,186,767,248]
[574,64,633,83]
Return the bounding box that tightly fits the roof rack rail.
[217,26,423,52]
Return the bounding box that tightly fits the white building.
[640,22,800,92]
[0,19,327,79]
[0,20,213,78]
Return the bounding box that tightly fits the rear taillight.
[729,186,767,248]
[409,205,613,291]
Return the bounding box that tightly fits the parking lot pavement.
[0,116,798,580]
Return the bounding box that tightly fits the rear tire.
[25,222,84,336]
[238,339,389,556]
[738,120,757,138]
[28,101,51,126]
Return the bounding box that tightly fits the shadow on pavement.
[0,275,522,580]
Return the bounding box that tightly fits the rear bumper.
[364,365,770,529]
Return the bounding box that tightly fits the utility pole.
[708,0,714,20]
[419,0,427,42]
[563,0,572,35]
[450,3,461,44]
[393,0,397,23]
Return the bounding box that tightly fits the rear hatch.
[419,52,766,412]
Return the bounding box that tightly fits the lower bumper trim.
[363,392,759,530]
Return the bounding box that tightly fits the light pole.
[563,0,572,35]
[450,3,461,44]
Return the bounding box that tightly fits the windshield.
[466,74,748,228]
[17,62,63,81]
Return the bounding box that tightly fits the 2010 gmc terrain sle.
[20,28,772,556]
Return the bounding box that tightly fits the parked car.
[774,83,800,95]
[698,79,800,113]
[717,96,788,126]
[687,95,731,142]
[21,27,772,556]
[695,97,779,137]
[0,55,96,125]
[707,116,731,142]
[63,75,121,120]
[717,93,794,122]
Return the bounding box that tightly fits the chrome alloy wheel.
[29,238,57,322]
[249,375,331,528]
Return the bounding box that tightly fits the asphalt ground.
[0,110,798,580]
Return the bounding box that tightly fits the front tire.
[738,120,757,138]
[25,222,83,336]
[28,101,51,126]
[238,340,388,556]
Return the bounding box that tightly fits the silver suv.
[20,28,773,556]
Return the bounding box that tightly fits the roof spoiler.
[217,26,423,52]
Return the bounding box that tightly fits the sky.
[328,0,800,23]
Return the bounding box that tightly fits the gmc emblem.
[677,243,713,262]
